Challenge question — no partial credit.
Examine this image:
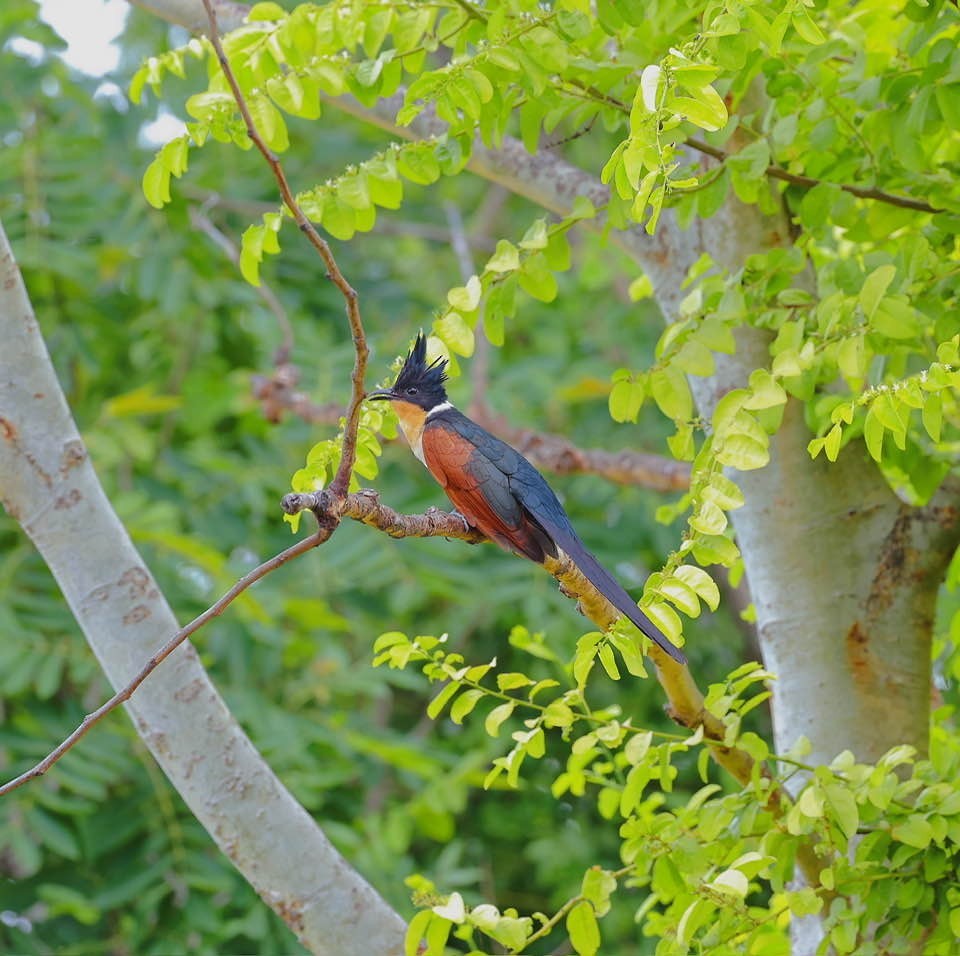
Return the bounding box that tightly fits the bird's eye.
[405,386,419,396]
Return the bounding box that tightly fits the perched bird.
[367,333,686,664]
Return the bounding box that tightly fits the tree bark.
[0,221,406,956]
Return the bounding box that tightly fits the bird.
[367,333,686,665]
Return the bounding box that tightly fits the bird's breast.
[392,399,428,464]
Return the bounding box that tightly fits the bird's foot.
[449,509,471,533]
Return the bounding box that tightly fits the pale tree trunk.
[0,221,406,956]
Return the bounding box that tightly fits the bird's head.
[367,332,449,413]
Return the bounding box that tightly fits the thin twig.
[517,865,633,953]
[684,137,938,213]
[200,0,367,496]
[0,531,328,798]
[563,80,940,215]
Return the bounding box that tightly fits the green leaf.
[142,157,171,209]
[859,264,896,319]
[498,672,534,691]
[405,909,434,956]
[871,297,921,339]
[650,366,693,421]
[863,405,884,461]
[447,275,482,312]
[434,311,475,356]
[628,274,653,301]
[581,869,616,917]
[597,642,620,680]
[248,95,289,152]
[823,423,842,462]
[658,576,701,616]
[892,816,933,848]
[727,139,770,179]
[667,423,695,460]
[240,224,265,286]
[701,473,745,510]
[711,868,748,897]
[792,9,825,44]
[690,500,728,535]
[677,898,713,947]
[450,688,484,724]
[248,2,287,20]
[573,633,601,689]
[744,368,787,409]
[675,565,721,611]
[922,392,942,441]
[485,239,520,273]
[798,786,824,818]
[625,730,653,766]
[485,701,516,737]
[642,601,682,643]
[608,377,645,423]
[823,784,858,840]
[321,195,357,240]
[519,218,548,250]
[669,87,728,132]
[397,145,440,184]
[716,434,769,470]
[630,168,660,220]
[427,681,460,719]
[566,901,600,956]
[518,256,558,302]
[673,339,715,376]
[607,631,648,678]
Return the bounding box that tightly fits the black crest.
[392,332,449,402]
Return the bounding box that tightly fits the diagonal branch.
[0,529,329,798]
[199,0,366,498]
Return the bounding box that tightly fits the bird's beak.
[366,388,395,402]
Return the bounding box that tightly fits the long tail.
[548,527,686,665]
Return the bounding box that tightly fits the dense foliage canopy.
[1,0,959,954]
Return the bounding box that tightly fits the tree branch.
[251,368,691,491]
[199,0,367,498]
[0,530,328,798]
[473,407,692,492]
[129,0,245,31]
[685,137,939,214]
